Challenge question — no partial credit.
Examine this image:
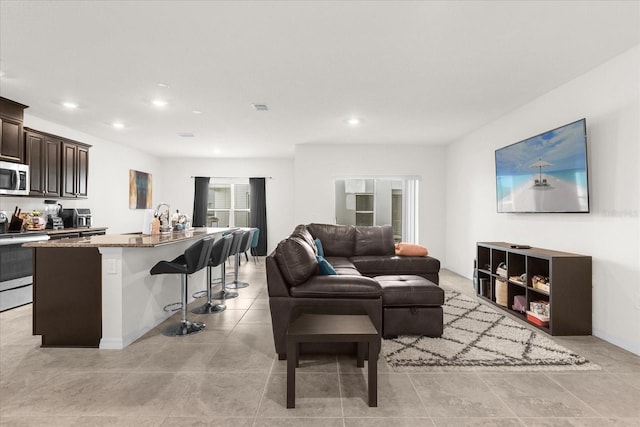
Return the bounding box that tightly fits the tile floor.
[1,260,639,426]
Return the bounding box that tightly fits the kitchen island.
[24,228,232,349]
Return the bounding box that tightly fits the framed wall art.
[129,169,153,209]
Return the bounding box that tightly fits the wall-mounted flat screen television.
[495,118,589,213]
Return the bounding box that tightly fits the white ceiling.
[0,1,638,159]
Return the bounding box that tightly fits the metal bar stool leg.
[227,252,249,289]
[192,265,226,314]
[166,274,206,336]
[211,261,238,299]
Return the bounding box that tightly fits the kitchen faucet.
[154,202,171,233]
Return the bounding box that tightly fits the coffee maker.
[61,208,92,228]
[44,200,64,230]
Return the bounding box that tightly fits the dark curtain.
[249,177,267,255]
[192,176,210,227]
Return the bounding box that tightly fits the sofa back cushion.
[354,225,395,256]
[274,236,319,286]
[307,223,355,257]
[291,224,318,255]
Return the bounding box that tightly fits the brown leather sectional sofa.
[266,223,444,359]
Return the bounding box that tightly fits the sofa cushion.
[354,225,395,256]
[316,256,337,275]
[375,275,444,306]
[291,224,318,255]
[350,255,441,277]
[274,237,319,286]
[307,223,355,257]
[326,257,361,276]
[289,275,382,298]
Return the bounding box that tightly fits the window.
[207,182,250,227]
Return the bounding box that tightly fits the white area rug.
[383,291,600,371]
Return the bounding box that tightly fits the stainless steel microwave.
[0,161,29,196]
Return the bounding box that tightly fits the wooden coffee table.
[286,313,379,408]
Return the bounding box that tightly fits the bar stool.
[249,227,260,263]
[227,229,250,289]
[243,228,257,262]
[192,234,233,314]
[150,236,214,336]
[210,231,240,300]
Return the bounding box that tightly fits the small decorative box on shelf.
[530,300,550,317]
[526,311,550,327]
[531,275,550,292]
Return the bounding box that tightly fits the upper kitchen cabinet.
[0,97,28,163]
[25,128,61,197]
[61,140,90,198]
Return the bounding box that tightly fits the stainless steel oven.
[0,160,30,196]
[0,232,50,311]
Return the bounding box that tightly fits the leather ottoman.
[375,275,445,338]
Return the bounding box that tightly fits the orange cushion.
[395,242,428,256]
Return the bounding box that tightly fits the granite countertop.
[24,227,232,248]
[46,227,108,235]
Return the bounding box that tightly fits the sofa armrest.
[266,254,291,297]
[289,275,382,298]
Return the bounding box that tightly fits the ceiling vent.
[252,103,269,111]
[178,132,195,137]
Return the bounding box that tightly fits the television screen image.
[495,119,589,213]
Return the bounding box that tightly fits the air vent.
[252,103,269,111]
[178,132,195,137]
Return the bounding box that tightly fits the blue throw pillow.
[314,238,324,257]
[316,255,336,275]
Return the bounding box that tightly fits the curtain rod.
[190,176,273,179]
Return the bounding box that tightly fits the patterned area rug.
[383,291,600,371]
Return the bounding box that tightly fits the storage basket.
[496,262,507,278]
[495,278,508,307]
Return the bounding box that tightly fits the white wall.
[294,144,446,259]
[445,46,640,354]
[0,115,162,234]
[159,157,294,253]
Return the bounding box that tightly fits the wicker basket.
[495,278,508,307]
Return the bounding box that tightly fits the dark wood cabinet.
[25,131,43,193]
[26,127,90,199]
[77,145,89,197]
[0,97,28,163]
[0,97,91,199]
[45,137,61,196]
[476,242,592,335]
[25,129,61,197]
[33,247,102,347]
[61,140,90,198]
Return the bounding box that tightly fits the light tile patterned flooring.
[1,260,639,426]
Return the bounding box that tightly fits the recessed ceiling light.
[192,110,203,115]
[151,99,168,107]
[62,102,78,109]
[156,82,169,88]
[347,117,362,126]
[112,122,125,129]
[252,103,268,111]
[213,148,221,155]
